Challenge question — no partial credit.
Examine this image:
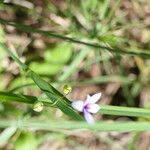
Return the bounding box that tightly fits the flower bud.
[33,101,44,112]
[63,84,72,95]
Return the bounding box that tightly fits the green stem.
[0,120,150,131]
[0,19,150,58]
[9,75,133,92]
[0,43,28,71]
[0,91,150,118]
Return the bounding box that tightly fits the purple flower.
[72,93,101,124]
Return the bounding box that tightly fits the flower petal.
[71,101,84,112]
[83,109,95,124]
[84,94,91,105]
[86,104,100,113]
[87,93,101,104]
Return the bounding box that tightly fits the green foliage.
[0,33,150,129]
[58,47,89,81]
[0,0,150,139]
[30,43,72,75]
[44,43,72,64]
[97,34,126,46]
[15,132,37,150]
[0,42,83,121]
[27,70,83,121]
[9,77,33,91]
[30,62,62,75]
[0,91,150,119]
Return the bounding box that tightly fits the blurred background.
[0,0,150,149]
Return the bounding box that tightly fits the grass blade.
[0,91,37,104]
[100,105,150,117]
[58,47,89,82]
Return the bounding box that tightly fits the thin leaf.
[27,70,83,121]
[0,91,37,104]
[100,105,150,117]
